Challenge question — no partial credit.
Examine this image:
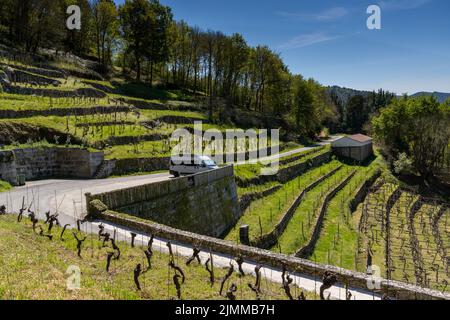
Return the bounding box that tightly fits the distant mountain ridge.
[327,86,372,104]
[328,86,450,104]
[410,91,450,103]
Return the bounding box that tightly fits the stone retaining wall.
[88,203,449,300]
[0,151,18,185]
[237,151,332,187]
[3,85,106,98]
[253,165,343,249]
[0,147,104,185]
[0,106,131,119]
[239,185,282,213]
[296,171,356,258]
[8,68,62,86]
[349,169,382,212]
[87,166,240,238]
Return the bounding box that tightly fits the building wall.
[87,166,240,238]
[332,142,373,162]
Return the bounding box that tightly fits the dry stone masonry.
[0,147,104,185]
[87,200,450,300]
[87,166,240,238]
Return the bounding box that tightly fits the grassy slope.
[226,160,342,243]
[234,147,328,185]
[0,181,11,192]
[0,215,317,300]
[310,159,381,270]
[273,164,352,254]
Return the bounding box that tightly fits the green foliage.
[289,77,335,138]
[372,96,450,178]
[329,88,395,134]
[0,180,11,193]
[119,0,172,81]
[0,0,338,138]
[92,0,119,69]
[228,159,342,243]
[393,152,414,175]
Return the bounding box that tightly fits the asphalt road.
[235,135,342,166]
[1,139,382,300]
[2,172,172,226]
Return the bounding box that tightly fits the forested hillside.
[0,0,346,139]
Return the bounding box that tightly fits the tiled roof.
[348,134,372,143]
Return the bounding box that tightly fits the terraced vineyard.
[0,57,299,163]
[228,153,450,294]
[228,154,381,254]
[274,165,352,254]
[227,156,340,243]
[358,182,449,292]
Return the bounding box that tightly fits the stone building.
[331,134,373,162]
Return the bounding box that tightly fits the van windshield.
[202,160,216,166]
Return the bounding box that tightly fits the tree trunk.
[135,55,141,81]
[150,60,154,88]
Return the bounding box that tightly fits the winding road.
[1,138,382,300]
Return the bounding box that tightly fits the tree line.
[328,88,396,134]
[372,96,450,187]
[0,0,343,138]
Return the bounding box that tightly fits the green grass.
[309,159,381,269]
[0,93,111,111]
[104,140,172,159]
[273,164,353,254]
[234,147,329,184]
[117,83,197,101]
[0,214,317,300]
[237,181,281,198]
[357,182,396,276]
[0,180,11,193]
[226,160,343,244]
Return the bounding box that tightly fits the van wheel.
[173,172,180,178]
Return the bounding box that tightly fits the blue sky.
[114,0,450,94]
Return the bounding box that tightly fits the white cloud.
[378,0,432,10]
[278,32,339,50]
[277,7,348,22]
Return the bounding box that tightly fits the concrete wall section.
[0,147,104,184]
[88,166,240,238]
[0,151,18,185]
